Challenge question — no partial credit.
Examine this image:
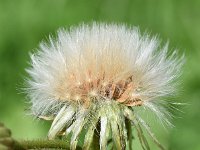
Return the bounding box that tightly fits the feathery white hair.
[26,23,183,150]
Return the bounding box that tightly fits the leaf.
[48,105,75,139]
[70,109,88,150]
[136,116,166,150]
[100,113,110,150]
[109,105,124,150]
[137,123,150,150]
[83,107,100,150]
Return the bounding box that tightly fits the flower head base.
[26,23,183,150]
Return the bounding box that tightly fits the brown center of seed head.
[56,73,143,107]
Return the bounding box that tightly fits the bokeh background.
[0,0,200,149]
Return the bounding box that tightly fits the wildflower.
[26,23,183,150]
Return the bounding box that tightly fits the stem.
[13,139,81,150]
[126,119,133,150]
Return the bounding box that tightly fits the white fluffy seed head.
[26,23,183,117]
[25,23,184,149]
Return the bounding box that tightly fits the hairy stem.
[13,139,81,150]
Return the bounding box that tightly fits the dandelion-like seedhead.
[26,23,184,150]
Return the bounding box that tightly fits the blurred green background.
[0,0,200,149]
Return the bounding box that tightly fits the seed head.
[26,23,184,150]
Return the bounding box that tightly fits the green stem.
[13,139,81,150]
